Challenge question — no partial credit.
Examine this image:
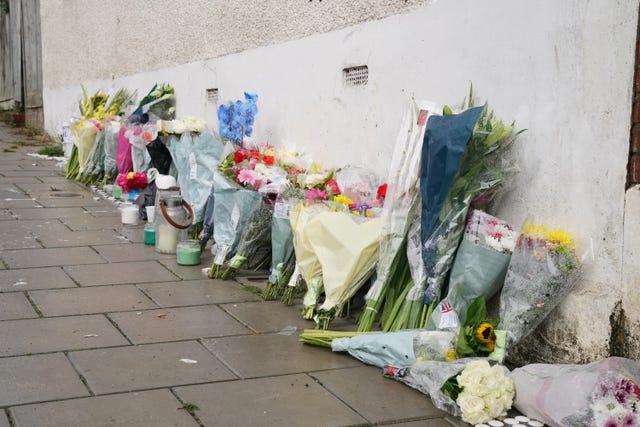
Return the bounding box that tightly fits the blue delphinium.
[217,92,258,145]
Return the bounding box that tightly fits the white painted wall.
[41,0,640,362]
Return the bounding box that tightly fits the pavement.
[0,122,456,427]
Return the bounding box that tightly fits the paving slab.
[14,181,87,194]
[9,207,89,220]
[202,332,361,379]
[109,305,251,344]
[29,285,158,317]
[0,218,67,235]
[0,176,41,184]
[92,243,175,262]
[156,257,213,280]
[0,198,39,209]
[0,247,106,268]
[34,197,105,208]
[0,267,77,292]
[64,261,178,286]
[0,353,89,407]
[138,279,258,307]
[0,170,59,177]
[310,366,446,424]
[386,420,452,427]
[0,209,12,220]
[0,226,40,249]
[174,373,367,427]
[115,225,145,243]
[0,411,9,427]
[35,229,127,248]
[83,205,120,217]
[61,214,121,231]
[0,293,38,320]
[35,176,70,183]
[0,315,129,356]
[69,341,237,394]
[0,184,29,199]
[221,301,319,333]
[10,389,199,427]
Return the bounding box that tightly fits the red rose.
[377,183,388,200]
[234,151,247,164]
[263,155,275,166]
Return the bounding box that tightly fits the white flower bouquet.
[390,359,514,424]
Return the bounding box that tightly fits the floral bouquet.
[217,92,258,147]
[357,100,435,332]
[130,83,175,121]
[221,197,273,279]
[66,119,102,180]
[159,116,207,134]
[102,118,122,182]
[288,202,330,318]
[389,359,514,424]
[116,171,148,193]
[304,209,382,328]
[427,210,516,330]
[169,130,225,224]
[499,222,582,348]
[510,357,640,427]
[262,192,299,301]
[125,123,155,172]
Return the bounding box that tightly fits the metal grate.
[343,65,368,87]
[206,88,219,103]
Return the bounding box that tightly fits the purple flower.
[605,417,621,427]
[623,413,637,427]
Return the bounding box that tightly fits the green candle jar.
[176,240,201,265]
[144,223,156,245]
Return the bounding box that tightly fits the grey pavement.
[0,123,458,426]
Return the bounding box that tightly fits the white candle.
[156,224,178,253]
[121,205,138,225]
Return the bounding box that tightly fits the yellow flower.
[544,229,576,251]
[445,349,458,361]
[127,172,134,180]
[521,223,547,239]
[333,194,353,205]
[476,323,495,346]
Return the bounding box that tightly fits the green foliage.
[37,145,64,157]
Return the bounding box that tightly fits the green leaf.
[464,295,487,326]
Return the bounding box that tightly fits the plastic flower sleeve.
[499,222,583,348]
[388,359,478,417]
[221,198,273,279]
[358,100,438,332]
[334,166,383,206]
[208,171,262,278]
[127,125,152,173]
[331,329,419,369]
[510,357,640,427]
[427,210,515,330]
[171,131,225,223]
[71,120,100,173]
[263,194,298,300]
[304,212,382,329]
[103,120,121,180]
[116,125,133,174]
[289,203,330,319]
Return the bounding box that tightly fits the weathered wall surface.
[41,0,640,364]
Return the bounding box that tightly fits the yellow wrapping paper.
[71,120,100,171]
[305,212,382,311]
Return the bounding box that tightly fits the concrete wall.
[40,0,640,363]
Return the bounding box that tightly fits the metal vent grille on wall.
[343,65,368,86]
[206,88,219,103]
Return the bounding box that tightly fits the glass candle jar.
[144,223,156,245]
[176,240,201,265]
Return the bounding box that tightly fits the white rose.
[458,393,489,424]
[183,116,206,133]
[457,362,489,388]
[171,120,187,134]
[302,174,327,187]
[483,394,505,417]
[464,382,489,397]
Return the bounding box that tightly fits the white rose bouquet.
[387,358,514,423]
[448,360,515,424]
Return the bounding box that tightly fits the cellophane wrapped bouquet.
[510,357,640,427]
[499,222,582,348]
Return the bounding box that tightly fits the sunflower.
[476,322,496,347]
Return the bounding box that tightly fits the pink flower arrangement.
[305,188,328,202]
[116,172,147,192]
[237,169,262,190]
